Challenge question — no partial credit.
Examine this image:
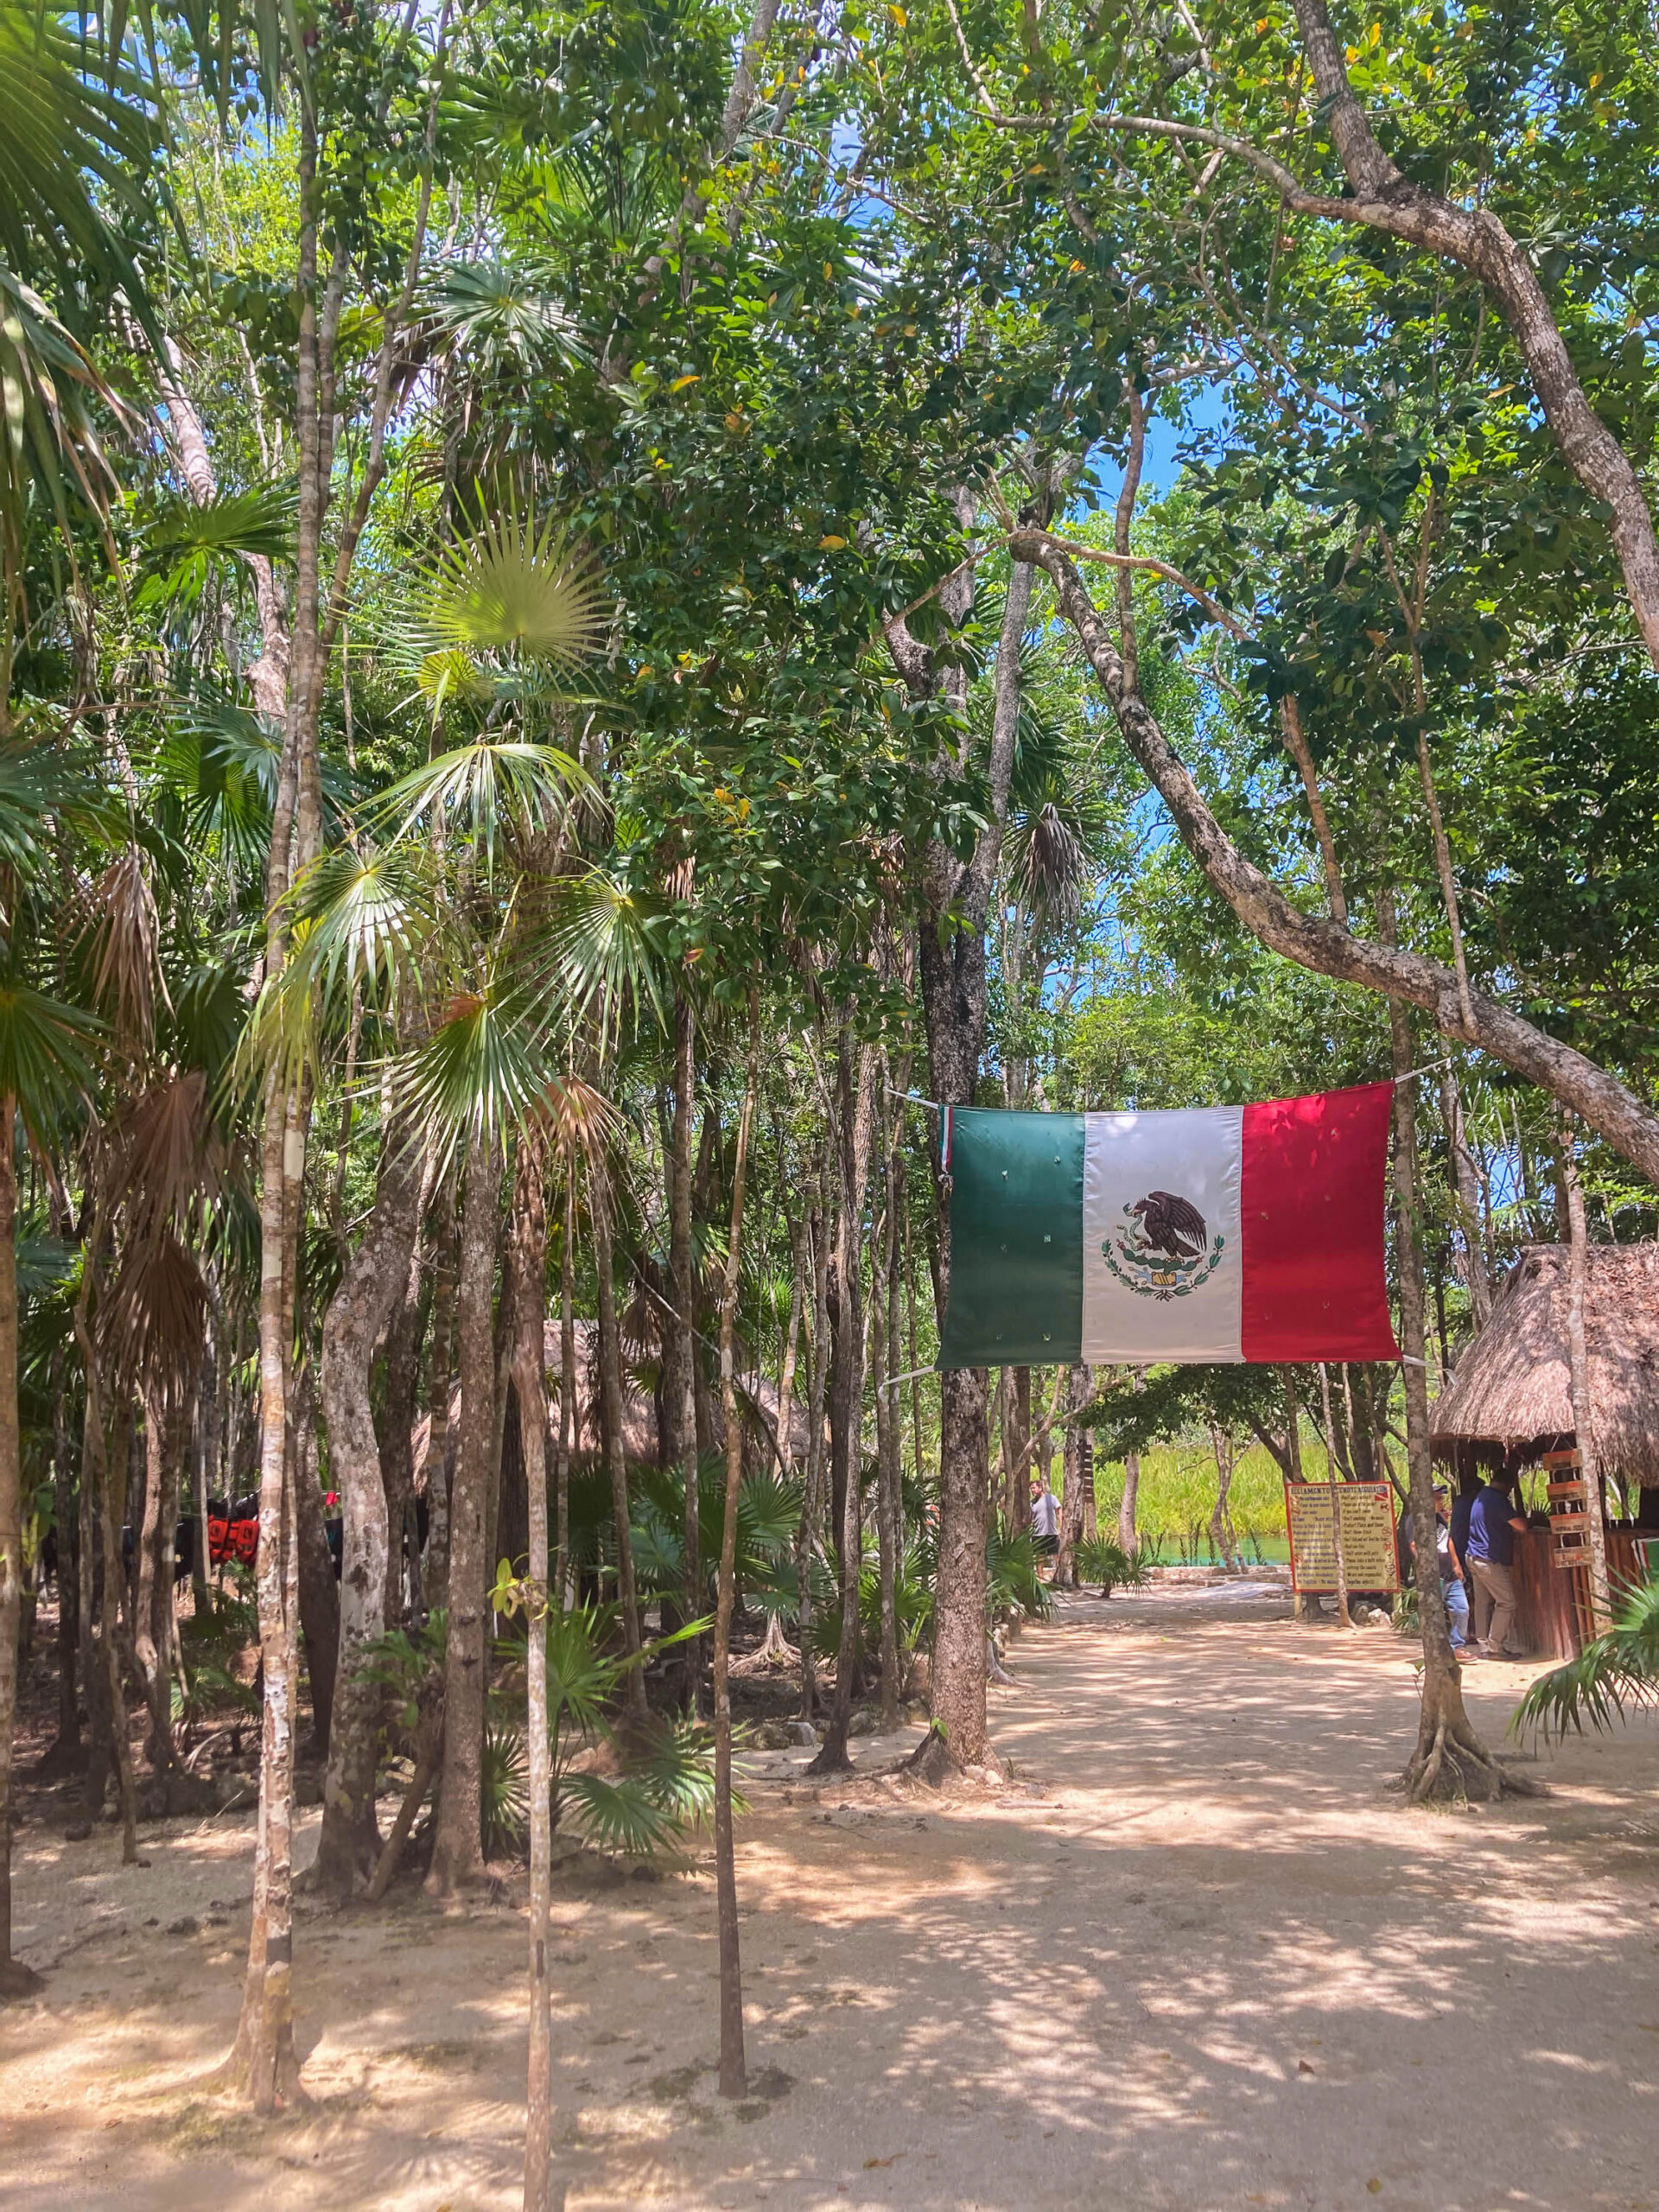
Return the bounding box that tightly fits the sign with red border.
[1284,1478,1401,1593]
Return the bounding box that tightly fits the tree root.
[1395,1714,1548,1805]
[0,1957,46,1999]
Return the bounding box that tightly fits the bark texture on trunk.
[1562,1136,1612,1634]
[293,1438,339,1758]
[809,1030,876,1774]
[670,990,700,1680]
[1008,531,1659,1185]
[316,1119,422,1895]
[886,552,1032,1771]
[592,1199,646,1718]
[0,1123,42,1993]
[1378,909,1537,1802]
[429,1135,498,1894]
[714,1003,760,2100]
[1055,1364,1093,1587]
[512,1139,556,2211]
[421,1177,459,1606]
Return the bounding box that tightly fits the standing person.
[1030,1476,1059,1560]
[1466,1468,1530,1660]
[1434,1484,1475,1657]
[1449,1468,1484,1586]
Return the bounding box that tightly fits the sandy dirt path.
[5,1587,1659,2211]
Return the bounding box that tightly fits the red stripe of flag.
[1240,1082,1399,1362]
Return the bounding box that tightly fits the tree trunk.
[670,988,700,1688]
[592,1198,646,1719]
[1209,1427,1239,1570]
[1003,1368,1033,1532]
[378,1216,428,1629]
[714,1001,760,2100]
[887,547,1029,1774]
[421,1175,460,1605]
[1117,1445,1140,1556]
[1378,907,1530,1802]
[1287,0,1659,673]
[1055,1365,1092,1587]
[556,1176,575,1608]
[1562,1131,1612,1634]
[293,1429,339,1758]
[429,1134,498,1894]
[513,1138,556,2212]
[876,1063,906,1729]
[1440,1066,1491,1333]
[315,1116,421,1896]
[808,1029,876,1773]
[133,1387,177,1773]
[797,1160,830,1719]
[0,1115,42,1993]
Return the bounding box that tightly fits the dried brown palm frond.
[99,1223,208,1404]
[84,843,159,1045]
[106,1069,223,1249]
[533,1071,617,1168]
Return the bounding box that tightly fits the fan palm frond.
[368,736,588,874]
[388,977,553,1173]
[536,865,669,1053]
[1515,1580,1659,1745]
[0,977,99,1122]
[423,505,606,668]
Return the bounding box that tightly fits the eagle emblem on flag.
[1103,1189,1227,1300]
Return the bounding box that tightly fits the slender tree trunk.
[670,988,701,1689]
[1118,1424,1141,1556]
[876,1064,906,1728]
[556,1175,575,1609]
[1440,1067,1491,1335]
[714,1001,760,2100]
[292,1425,339,1758]
[133,1388,176,1773]
[1376,896,1527,1800]
[316,1117,421,1896]
[809,1031,876,1773]
[513,1138,556,2212]
[1055,1365,1092,1587]
[421,1175,460,1605]
[0,1118,42,1993]
[592,1199,646,1719]
[429,1135,498,1894]
[1562,1130,1612,1634]
[100,1405,139,1863]
[798,1163,830,1719]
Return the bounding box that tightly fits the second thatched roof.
[1430,1242,1659,1484]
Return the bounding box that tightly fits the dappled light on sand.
[8,1584,1659,2210]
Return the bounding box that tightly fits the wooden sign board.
[1284,1479,1401,1593]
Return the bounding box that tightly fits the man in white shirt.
[1031,1478,1060,1556]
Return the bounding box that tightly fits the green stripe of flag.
[938,1109,1084,1369]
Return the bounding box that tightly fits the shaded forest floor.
[7,1583,1659,2210]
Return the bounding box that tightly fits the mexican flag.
[938,1083,1399,1370]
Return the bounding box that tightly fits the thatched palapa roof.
[1430,1242,1659,1485]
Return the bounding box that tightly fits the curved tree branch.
[1007,527,1659,1186]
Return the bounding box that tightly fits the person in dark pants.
[1449,1469,1484,1584]
[1466,1469,1530,1659]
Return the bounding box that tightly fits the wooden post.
[1561,1130,1613,1633]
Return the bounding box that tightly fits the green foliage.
[1071,1535,1148,1598]
[1514,1581,1659,1746]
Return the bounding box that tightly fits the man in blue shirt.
[1465,1470,1530,1659]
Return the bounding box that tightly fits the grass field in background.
[1093,1435,1342,1567]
